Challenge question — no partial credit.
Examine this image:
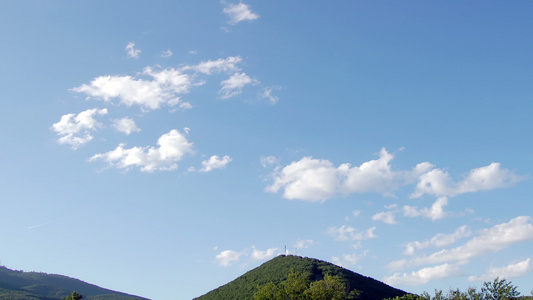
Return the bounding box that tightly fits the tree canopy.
[254,269,360,300]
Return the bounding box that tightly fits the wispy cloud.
[388,216,533,272]
[125,42,141,59]
[384,263,463,286]
[327,225,376,242]
[404,225,472,255]
[215,245,280,267]
[468,258,531,281]
[223,2,259,25]
[182,56,243,75]
[220,72,258,99]
[161,49,173,58]
[51,108,108,149]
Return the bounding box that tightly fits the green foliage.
[195,255,407,300]
[384,278,522,300]
[0,266,147,300]
[63,291,83,300]
[254,270,359,300]
[481,277,520,300]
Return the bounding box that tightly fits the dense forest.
[0,266,147,300]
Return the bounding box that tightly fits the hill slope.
[0,266,148,300]
[195,255,407,300]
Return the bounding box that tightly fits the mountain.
[0,266,148,300]
[194,255,407,300]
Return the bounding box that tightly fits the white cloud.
[372,211,398,225]
[51,108,108,149]
[403,197,450,221]
[260,156,279,168]
[327,225,376,242]
[404,225,472,255]
[161,49,173,58]
[352,210,361,218]
[260,86,280,104]
[112,117,141,135]
[411,163,524,198]
[294,239,315,250]
[182,56,242,75]
[199,155,232,172]
[251,246,278,261]
[220,72,258,99]
[90,129,194,172]
[125,42,141,59]
[468,258,531,281]
[333,253,363,268]
[72,66,193,111]
[266,148,432,202]
[223,3,259,25]
[389,216,533,270]
[384,263,463,286]
[215,249,243,267]
[266,149,523,203]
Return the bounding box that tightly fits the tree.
[63,291,83,300]
[481,277,520,300]
[254,269,359,300]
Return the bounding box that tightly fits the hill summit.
[195,255,407,299]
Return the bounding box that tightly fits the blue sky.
[1,1,533,299]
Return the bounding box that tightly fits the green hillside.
[195,255,407,300]
[0,266,148,300]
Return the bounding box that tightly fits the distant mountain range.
[194,255,407,300]
[0,266,147,300]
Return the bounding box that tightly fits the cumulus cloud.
[411,163,524,198]
[51,108,108,149]
[215,249,243,267]
[90,129,193,172]
[251,246,278,261]
[72,66,193,111]
[403,197,450,221]
[223,2,259,25]
[388,216,533,271]
[125,42,141,59]
[468,258,531,281]
[266,148,432,202]
[384,263,463,286]
[199,155,232,172]
[112,117,141,135]
[220,72,258,99]
[327,225,376,242]
[266,149,524,203]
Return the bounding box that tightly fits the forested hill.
[195,255,407,300]
[0,266,148,300]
